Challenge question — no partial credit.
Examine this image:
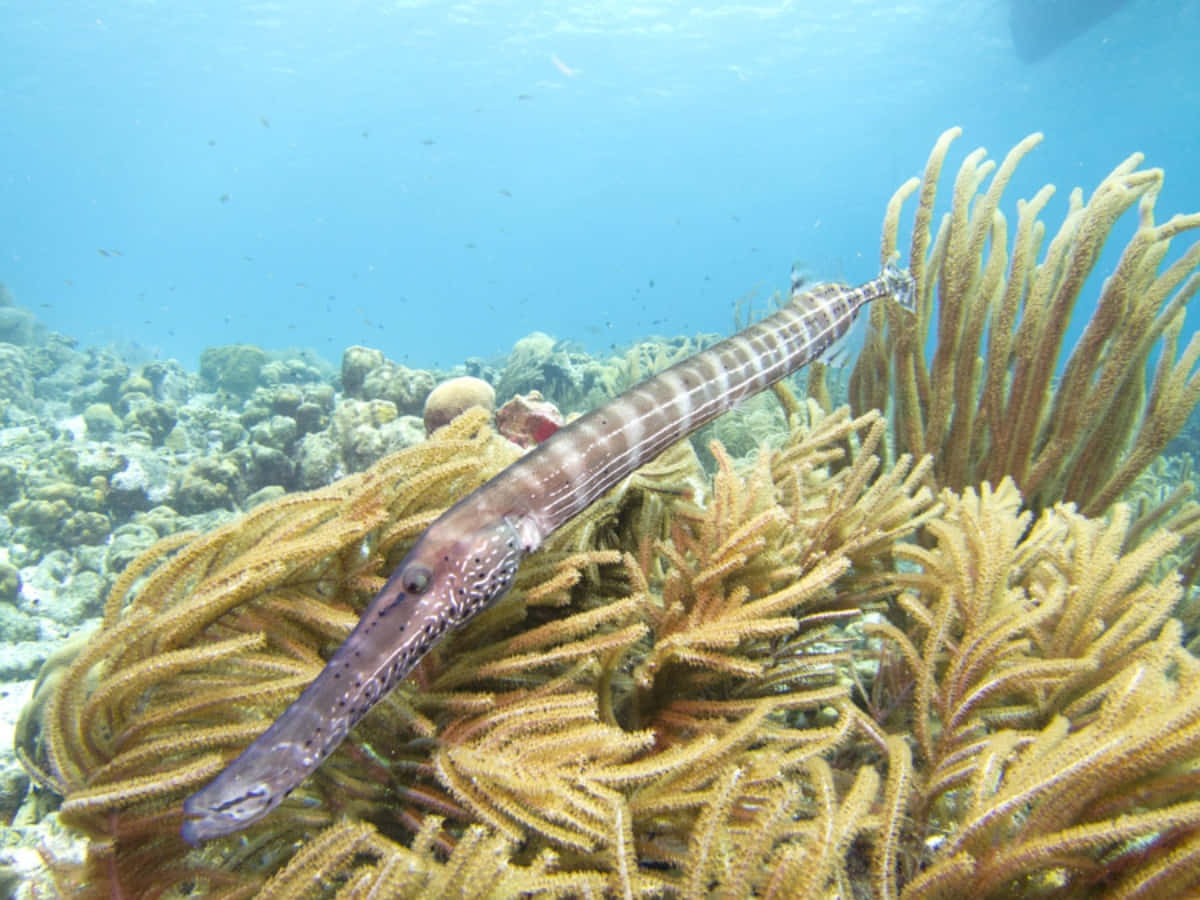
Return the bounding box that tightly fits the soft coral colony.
[15,128,1200,898]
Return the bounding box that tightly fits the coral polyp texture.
[15,131,1200,898]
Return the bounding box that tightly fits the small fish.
[220,194,231,204]
[517,93,533,101]
[498,189,512,198]
[260,115,271,128]
[421,138,435,146]
[97,249,110,257]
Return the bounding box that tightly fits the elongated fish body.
[181,262,915,844]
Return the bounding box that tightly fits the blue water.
[1,0,1197,371]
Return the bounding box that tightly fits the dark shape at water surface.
[1009,0,1131,62]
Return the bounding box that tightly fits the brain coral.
[423,376,496,434]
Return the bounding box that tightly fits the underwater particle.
[550,53,579,78]
[496,390,564,448]
[423,376,496,435]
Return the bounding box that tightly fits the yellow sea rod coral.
[868,479,1200,897]
[20,404,1200,897]
[21,403,937,897]
[851,128,1200,518]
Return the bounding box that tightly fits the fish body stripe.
[180,263,914,844]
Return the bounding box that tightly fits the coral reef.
[485,331,724,419]
[0,344,36,412]
[18,404,942,896]
[359,361,436,417]
[0,283,42,344]
[494,331,568,402]
[9,130,1200,898]
[25,394,1200,897]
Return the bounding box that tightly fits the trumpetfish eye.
[402,565,432,594]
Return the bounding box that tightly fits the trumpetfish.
[181,260,915,844]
